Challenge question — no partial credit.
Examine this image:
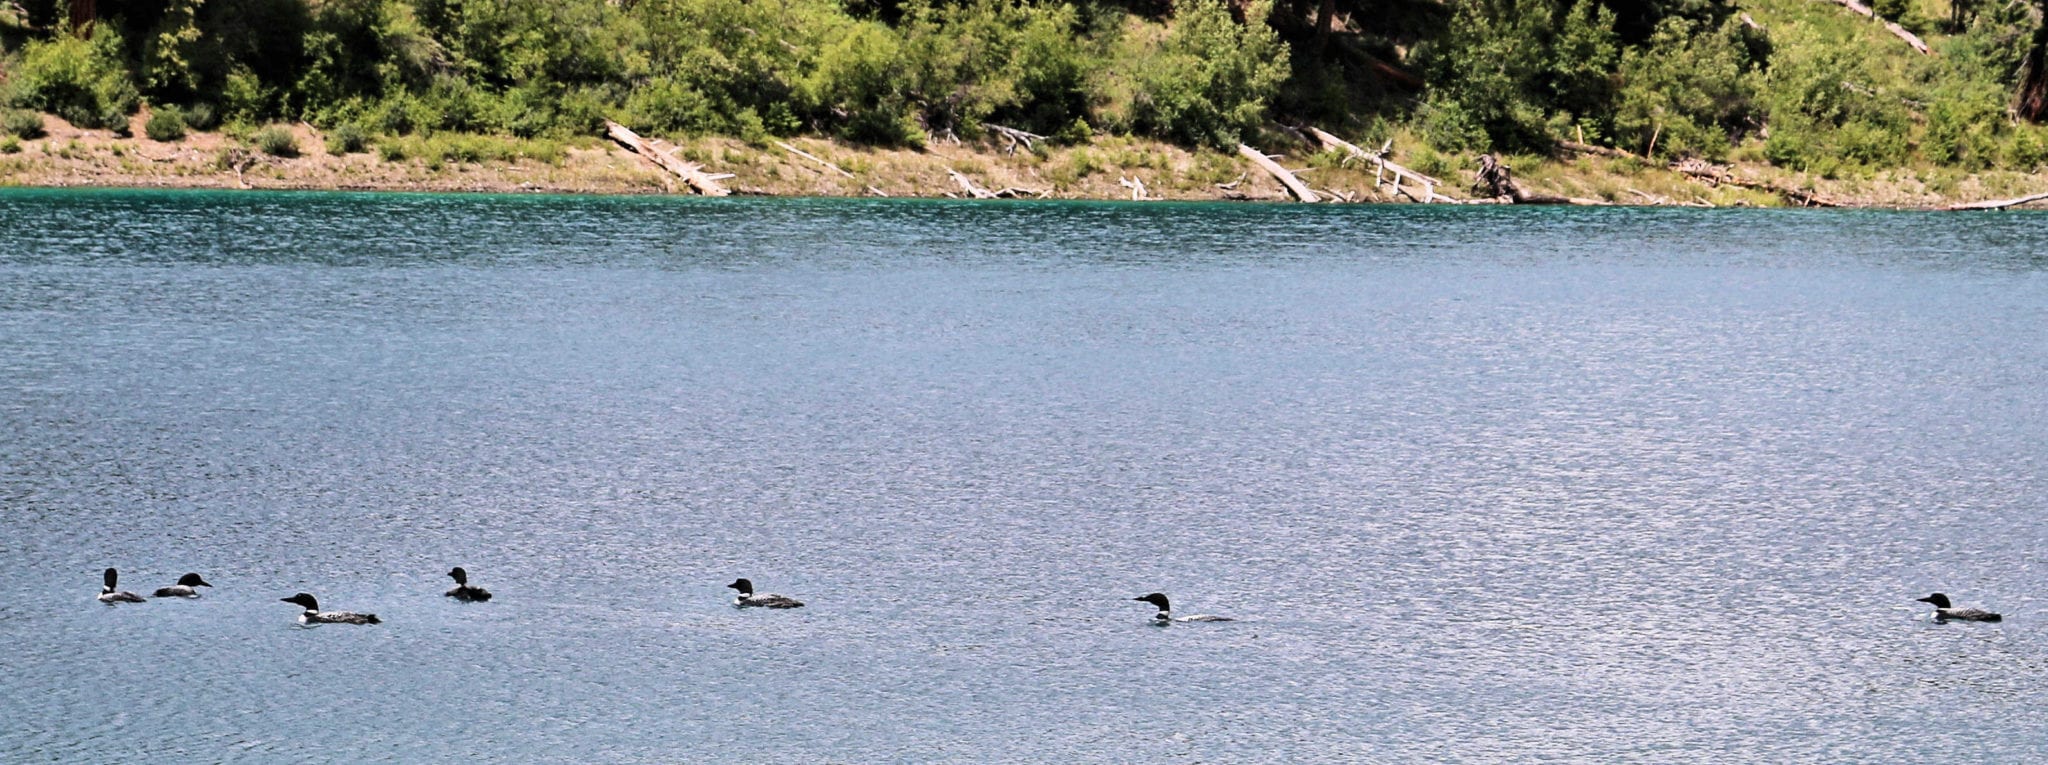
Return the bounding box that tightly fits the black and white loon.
[280,593,381,625]
[1133,593,1232,624]
[728,578,804,608]
[97,568,145,604]
[444,567,492,602]
[153,573,212,598]
[1918,593,2002,622]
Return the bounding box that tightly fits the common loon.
[1918,593,2002,622]
[444,567,492,602]
[153,573,212,598]
[97,568,145,604]
[1133,593,1232,624]
[280,593,381,625]
[728,578,804,608]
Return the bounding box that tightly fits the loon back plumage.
[281,593,381,625]
[1133,592,1232,623]
[1919,593,2002,622]
[445,567,493,602]
[154,572,212,598]
[98,568,145,603]
[728,578,804,608]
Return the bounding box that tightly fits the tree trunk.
[2019,2,2048,122]
[1313,0,1336,57]
[69,0,94,32]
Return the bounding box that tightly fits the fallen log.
[1307,127,1452,203]
[947,169,997,199]
[1673,158,1841,207]
[1238,144,1320,202]
[1946,190,2048,210]
[604,120,730,196]
[1472,153,1606,204]
[774,140,855,179]
[1118,176,1151,201]
[984,124,1047,155]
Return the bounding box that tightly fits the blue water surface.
[2,190,2045,762]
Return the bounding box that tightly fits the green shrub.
[325,123,370,155]
[0,136,20,154]
[182,104,218,131]
[145,108,189,142]
[8,29,138,132]
[253,125,299,157]
[2,109,45,139]
[1102,0,1289,148]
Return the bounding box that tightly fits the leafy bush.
[1613,17,1760,159]
[8,29,139,132]
[253,125,299,157]
[325,123,370,155]
[2,109,46,139]
[1100,0,1289,148]
[0,136,20,154]
[182,103,218,131]
[145,107,189,142]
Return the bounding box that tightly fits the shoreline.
[4,116,2048,210]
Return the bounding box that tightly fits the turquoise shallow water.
[2,189,2046,762]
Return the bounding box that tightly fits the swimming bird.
[443,567,492,602]
[1133,593,1232,624]
[727,578,804,608]
[280,593,381,625]
[1918,593,2002,622]
[97,568,145,604]
[153,573,212,598]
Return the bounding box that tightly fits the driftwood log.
[984,124,1047,155]
[1473,154,1603,205]
[1118,176,1151,201]
[774,141,855,179]
[947,169,998,199]
[1946,191,2048,210]
[1237,144,1321,202]
[1307,127,1452,203]
[1671,158,1841,207]
[604,120,731,196]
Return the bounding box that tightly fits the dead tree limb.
[774,141,855,178]
[1673,158,1841,207]
[984,124,1047,155]
[947,169,998,199]
[604,120,731,196]
[1946,190,2048,209]
[1238,143,1320,202]
[1307,127,1451,202]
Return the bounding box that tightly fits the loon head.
[175,573,211,588]
[102,568,119,594]
[448,567,469,586]
[1918,593,1953,609]
[727,578,755,597]
[281,593,320,612]
[1134,593,1171,612]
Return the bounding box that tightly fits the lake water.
[2,189,2045,762]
